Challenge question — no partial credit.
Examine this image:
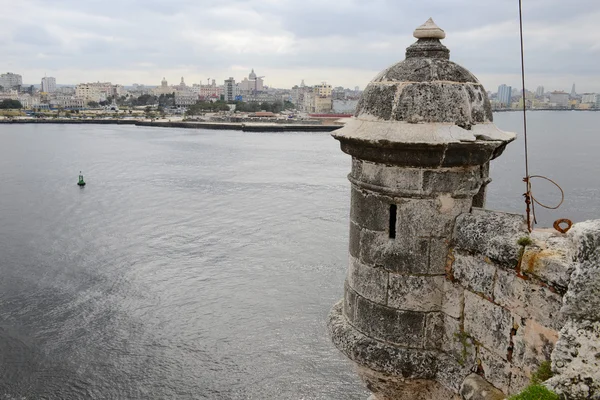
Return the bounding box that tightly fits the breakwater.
[0,119,342,132]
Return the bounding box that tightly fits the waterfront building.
[0,72,23,90]
[75,82,122,103]
[49,96,85,109]
[570,83,577,98]
[17,94,40,109]
[497,84,512,107]
[41,77,56,93]
[596,94,600,108]
[581,93,597,104]
[174,90,199,106]
[549,91,569,108]
[224,77,237,102]
[302,87,332,113]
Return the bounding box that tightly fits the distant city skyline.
[1,1,599,91]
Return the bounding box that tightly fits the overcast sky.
[1,0,599,92]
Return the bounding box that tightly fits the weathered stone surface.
[356,83,397,119]
[413,18,446,40]
[347,256,388,305]
[478,346,511,394]
[350,158,423,195]
[546,320,600,399]
[392,82,489,127]
[350,186,392,232]
[398,196,472,238]
[508,368,529,396]
[360,229,431,274]
[454,209,527,266]
[436,354,474,393]
[464,291,512,360]
[494,269,564,330]
[328,301,437,379]
[343,282,358,323]
[430,238,451,275]
[336,137,510,168]
[359,367,460,400]
[561,252,600,323]
[460,373,505,400]
[424,312,444,349]
[521,234,574,291]
[349,220,361,259]
[511,318,558,375]
[347,286,425,347]
[440,314,476,366]
[422,167,484,197]
[388,275,443,312]
[568,219,600,262]
[452,253,496,298]
[442,280,464,319]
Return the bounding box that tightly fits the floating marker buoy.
[77,171,86,187]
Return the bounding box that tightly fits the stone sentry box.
[328,19,600,400]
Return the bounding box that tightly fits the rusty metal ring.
[553,218,572,234]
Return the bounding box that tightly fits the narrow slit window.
[389,204,397,239]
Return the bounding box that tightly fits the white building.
[224,77,237,101]
[18,94,41,109]
[51,96,85,109]
[41,77,57,93]
[581,93,597,104]
[0,73,23,90]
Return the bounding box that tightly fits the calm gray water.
[0,111,598,399]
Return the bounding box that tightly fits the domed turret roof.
[249,69,257,80]
[334,18,515,148]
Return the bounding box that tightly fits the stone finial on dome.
[413,18,446,39]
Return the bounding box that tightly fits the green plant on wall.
[453,331,472,366]
[508,362,557,400]
[508,384,558,400]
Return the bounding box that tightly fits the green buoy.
[77,171,86,186]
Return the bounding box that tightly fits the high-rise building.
[41,76,56,93]
[535,86,544,97]
[0,72,23,90]
[570,83,577,98]
[224,77,236,101]
[497,84,512,107]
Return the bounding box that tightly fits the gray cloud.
[1,0,599,92]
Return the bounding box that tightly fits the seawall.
[0,119,342,132]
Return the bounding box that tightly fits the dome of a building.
[249,69,257,80]
[334,18,515,146]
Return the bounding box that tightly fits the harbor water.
[0,111,599,399]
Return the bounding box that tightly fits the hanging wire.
[518,0,567,232]
[518,0,534,232]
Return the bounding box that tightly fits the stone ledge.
[328,301,438,379]
[454,209,527,266]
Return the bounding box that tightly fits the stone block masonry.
[328,17,600,400]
